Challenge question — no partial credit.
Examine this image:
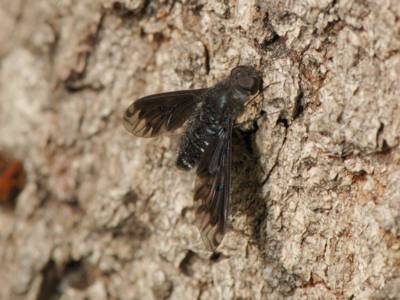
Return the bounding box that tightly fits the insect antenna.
[266,105,293,116]
[244,81,294,116]
[245,81,280,108]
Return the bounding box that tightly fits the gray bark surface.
[0,0,399,299]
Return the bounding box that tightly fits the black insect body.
[123,66,262,250]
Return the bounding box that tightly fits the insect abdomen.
[176,106,220,170]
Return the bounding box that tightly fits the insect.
[123,66,262,250]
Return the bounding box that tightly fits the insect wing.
[194,120,233,250]
[123,89,207,137]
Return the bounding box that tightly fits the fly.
[123,66,262,250]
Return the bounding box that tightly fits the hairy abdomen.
[176,105,221,170]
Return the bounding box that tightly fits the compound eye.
[238,76,255,90]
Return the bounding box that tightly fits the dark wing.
[194,119,233,251]
[123,89,207,137]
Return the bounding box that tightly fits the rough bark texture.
[1,0,399,299]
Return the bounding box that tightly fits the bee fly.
[123,66,262,250]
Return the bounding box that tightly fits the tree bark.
[1,0,399,299]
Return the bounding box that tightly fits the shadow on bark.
[230,124,300,295]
